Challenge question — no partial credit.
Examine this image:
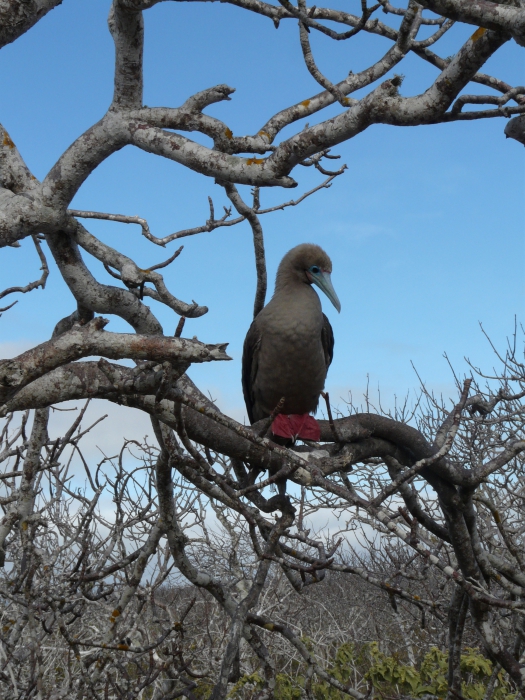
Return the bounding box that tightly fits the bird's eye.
[309,265,320,274]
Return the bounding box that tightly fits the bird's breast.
[252,295,328,416]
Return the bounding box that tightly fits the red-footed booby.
[242,243,340,450]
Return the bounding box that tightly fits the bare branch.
[0,0,63,49]
[0,235,49,302]
[417,0,525,46]
[0,317,231,404]
[221,182,267,318]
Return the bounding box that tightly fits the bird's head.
[276,243,341,312]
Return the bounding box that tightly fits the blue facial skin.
[307,265,341,313]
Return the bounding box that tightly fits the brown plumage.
[242,243,339,426]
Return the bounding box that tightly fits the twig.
[147,245,184,271]
[256,173,344,213]
[278,0,379,41]
[68,207,242,247]
[221,182,267,319]
[320,392,341,443]
[297,10,352,106]
[370,378,472,507]
[175,316,186,338]
[0,235,49,301]
[0,301,17,315]
[258,397,286,438]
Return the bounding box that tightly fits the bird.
[242,243,341,494]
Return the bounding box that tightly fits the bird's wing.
[321,313,334,369]
[242,319,261,425]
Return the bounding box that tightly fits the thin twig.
[0,235,49,301]
[258,397,286,438]
[175,316,186,338]
[320,392,341,443]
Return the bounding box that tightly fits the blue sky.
[1,0,524,438]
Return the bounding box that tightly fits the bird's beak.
[311,270,341,313]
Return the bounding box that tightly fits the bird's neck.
[271,277,319,311]
[274,268,309,295]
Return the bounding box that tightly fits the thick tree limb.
[0,317,230,404]
[0,0,63,49]
[417,0,525,46]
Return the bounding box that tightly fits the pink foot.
[271,414,321,441]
